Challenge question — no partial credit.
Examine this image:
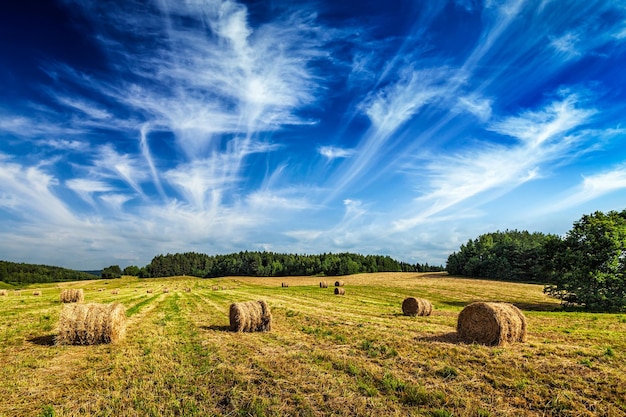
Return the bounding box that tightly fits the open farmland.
[0,273,624,417]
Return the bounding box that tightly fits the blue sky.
[1,0,625,270]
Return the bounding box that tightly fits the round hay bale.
[457,302,527,346]
[111,289,120,295]
[334,280,344,287]
[184,287,191,293]
[56,302,127,345]
[281,282,289,288]
[402,297,433,316]
[0,289,8,296]
[334,287,345,295]
[229,300,272,332]
[60,289,85,303]
[319,281,328,288]
[32,291,41,296]
[146,289,153,294]
[162,288,170,293]
[212,286,219,291]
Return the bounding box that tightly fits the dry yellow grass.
[0,273,623,417]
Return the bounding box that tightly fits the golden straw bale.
[319,281,328,288]
[334,280,345,287]
[111,289,120,295]
[457,302,527,346]
[402,297,433,316]
[281,282,289,288]
[60,289,84,303]
[184,287,191,293]
[212,286,219,291]
[56,302,126,345]
[334,287,345,295]
[229,300,272,332]
[33,291,41,296]
[162,287,170,293]
[146,289,153,294]
[0,289,8,296]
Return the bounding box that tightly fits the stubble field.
[0,272,624,417]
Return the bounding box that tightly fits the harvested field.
[0,273,624,417]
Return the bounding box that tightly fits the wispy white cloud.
[550,32,582,60]
[456,94,493,122]
[546,167,626,212]
[40,139,88,151]
[318,145,354,160]
[66,178,116,205]
[393,91,597,230]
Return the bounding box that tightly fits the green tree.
[102,265,122,279]
[123,265,140,276]
[544,210,626,312]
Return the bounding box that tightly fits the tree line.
[135,251,444,278]
[0,260,101,285]
[446,210,626,312]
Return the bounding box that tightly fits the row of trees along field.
[0,261,100,285]
[136,251,444,278]
[446,209,626,312]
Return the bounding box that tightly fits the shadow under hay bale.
[335,280,344,287]
[319,281,328,288]
[60,289,84,303]
[56,302,126,345]
[457,302,527,346]
[402,297,433,316]
[281,282,289,288]
[334,287,345,295]
[229,300,272,332]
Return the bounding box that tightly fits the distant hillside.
[0,260,102,285]
[81,270,103,277]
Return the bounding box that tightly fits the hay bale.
[98,288,104,292]
[212,286,219,291]
[56,302,126,345]
[229,300,272,332]
[334,280,344,287]
[146,289,153,294]
[111,289,120,295]
[281,282,289,288]
[184,287,191,293]
[60,289,84,303]
[457,302,527,346]
[334,287,345,295]
[319,281,328,288]
[402,297,433,316]
[33,291,41,296]
[162,287,170,293]
[0,289,8,296]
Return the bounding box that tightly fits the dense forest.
[0,261,101,285]
[0,252,444,285]
[445,230,557,283]
[138,251,444,278]
[447,210,626,312]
